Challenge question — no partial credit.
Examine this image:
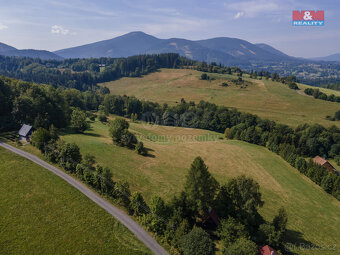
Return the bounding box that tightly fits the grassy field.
[58,119,340,255]
[0,147,151,255]
[101,69,340,128]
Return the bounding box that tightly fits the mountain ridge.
[311,53,340,62]
[0,42,63,60]
[53,31,291,65]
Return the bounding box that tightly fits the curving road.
[0,142,168,255]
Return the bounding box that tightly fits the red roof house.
[258,245,279,255]
[313,156,337,174]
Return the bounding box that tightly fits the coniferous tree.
[184,157,219,216]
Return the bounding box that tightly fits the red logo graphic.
[292,10,324,26]
[293,10,324,21]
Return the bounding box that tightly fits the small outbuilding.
[313,156,337,174]
[258,245,279,255]
[202,208,220,231]
[18,124,33,142]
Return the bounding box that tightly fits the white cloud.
[0,23,8,30]
[51,25,69,35]
[234,12,244,19]
[225,0,281,18]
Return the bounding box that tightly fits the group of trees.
[304,88,340,103]
[195,62,299,90]
[109,118,146,155]
[0,76,106,132]
[142,157,288,254]
[200,73,215,81]
[0,54,194,91]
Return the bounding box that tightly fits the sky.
[0,0,339,58]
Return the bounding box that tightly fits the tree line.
[194,61,299,90]
[304,88,340,103]
[0,76,105,132]
[100,95,340,200]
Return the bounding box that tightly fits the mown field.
[0,147,151,255]
[59,119,340,255]
[101,68,340,128]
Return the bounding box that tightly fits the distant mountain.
[255,43,290,58]
[145,38,246,66]
[54,31,295,65]
[55,31,161,58]
[311,53,340,62]
[0,42,62,60]
[0,42,16,52]
[196,38,287,61]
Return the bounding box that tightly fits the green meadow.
[58,119,340,255]
[0,147,151,255]
[102,68,340,128]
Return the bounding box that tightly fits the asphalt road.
[0,142,169,255]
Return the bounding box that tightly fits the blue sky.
[0,0,339,57]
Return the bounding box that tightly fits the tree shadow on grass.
[60,126,101,138]
[144,147,155,158]
[84,132,101,138]
[283,229,319,254]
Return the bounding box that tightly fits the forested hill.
[0,53,192,91]
[0,42,62,60]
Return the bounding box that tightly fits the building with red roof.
[258,245,279,255]
[313,156,337,174]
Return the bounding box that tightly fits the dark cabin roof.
[203,209,220,226]
[18,124,33,137]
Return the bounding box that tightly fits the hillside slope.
[58,119,340,255]
[102,68,340,128]
[255,43,290,58]
[0,147,151,255]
